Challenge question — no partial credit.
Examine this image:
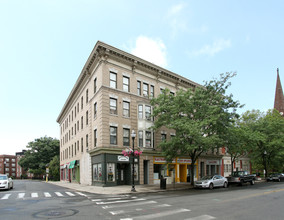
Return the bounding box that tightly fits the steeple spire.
[274,68,284,115]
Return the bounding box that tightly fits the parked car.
[0,174,13,190]
[272,173,284,182]
[226,171,255,186]
[267,174,274,182]
[195,175,228,189]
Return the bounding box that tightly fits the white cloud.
[130,36,168,68]
[168,3,186,16]
[190,39,232,57]
[167,3,188,38]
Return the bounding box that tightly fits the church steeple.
[274,68,284,115]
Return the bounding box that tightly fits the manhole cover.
[33,209,78,219]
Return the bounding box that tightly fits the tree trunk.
[190,161,196,186]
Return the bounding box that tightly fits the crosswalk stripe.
[18,193,25,199]
[55,192,64,197]
[120,208,190,220]
[184,215,216,220]
[65,192,75,196]
[31,193,38,198]
[96,198,145,205]
[1,194,11,200]
[102,200,157,209]
[109,203,170,215]
[76,192,87,197]
[44,192,51,197]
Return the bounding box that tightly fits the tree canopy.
[18,136,59,177]
[151,72,242,185]
[242,109,284,176]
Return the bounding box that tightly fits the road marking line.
[97,198,145,205]
[120,208,190,220]
[92,199,102,202]
[65,192,75,196]
[44,192,51,197]
[18,193,25,199]
[76,192,87,197]
[185,215,216,220]
[109,203,170,215]
[31,193,38,198]
[107,197,123,200]
[1,194,11,200]
[55,192,64,197]
[102,200,157,209]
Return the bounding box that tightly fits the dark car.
[272,173,284,182]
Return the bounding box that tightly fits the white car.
[0,174,13,190]
[195,175,228,189]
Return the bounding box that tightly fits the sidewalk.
[46,181,193,195]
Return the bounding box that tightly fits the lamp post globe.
[131,130,136,192]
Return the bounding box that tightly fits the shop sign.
[206,160,219,165]
[118,156,129,162]
[177,158,192,164]
[154,157,175,163]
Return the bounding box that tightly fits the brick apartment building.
[57,41,251,187]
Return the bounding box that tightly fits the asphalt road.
[0,180,283,220]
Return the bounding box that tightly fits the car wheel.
[223,182,228,188]
[239,180,244,186]
[278,179,280,182]
[250,180,255,185]
[209,183,214,190]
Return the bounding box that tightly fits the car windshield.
[0,176,8,180]
[200,176,213,180]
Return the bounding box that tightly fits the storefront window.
[107,163,115,182]
[93,163,102,181]
[132,164,138,181]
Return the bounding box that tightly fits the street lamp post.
[4,161,6,174]
[131,130,136,192]
[264,151,267,178]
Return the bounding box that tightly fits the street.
[0,180,283,220]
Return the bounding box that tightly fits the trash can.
[160,176,167,189]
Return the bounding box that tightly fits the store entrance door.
[117,163,128,185]
[180,164,187,182]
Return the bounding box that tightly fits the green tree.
[49,155,60,181]
[19,136,59,177]
[222,122,252,175]
[151,73,242,185]
[243,109,284,177]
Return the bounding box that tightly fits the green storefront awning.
[69,160,76,169]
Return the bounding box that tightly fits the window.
[86,111,88,125]
[138,105,143,119]
[123,128,130,146]
[81,96,83,109]
[94,129,97,147]
[123,76,129,92]
[94,78,97,93]
[145,105,151,120]
[72,111,73,121]
[75,142,76,155]
[110,126,117,145]
[77,121,79,131]
[146,131,152,148]
[77,103,79,112]
[86,89,89,103]
[81,116,83,129]
[72,145,73,157]
[150,85,154,97]
[94,102,97,118]
[123,101,130,117]
[93,163,102,181]
[161,134,167,141]
[107,163,115,182]
[110,72,117,88]
[86,134,89,151]
[110,98,117,115]
[77,140,79,151]
[75,106,76,117]
[75,124,76,135]
[143,83,148,96]
[81,137,83,152]
[137,81,141,95]
[138,131,143,147]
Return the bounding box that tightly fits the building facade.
[57,41,251,187]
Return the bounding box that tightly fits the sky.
[1,0,283,155]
